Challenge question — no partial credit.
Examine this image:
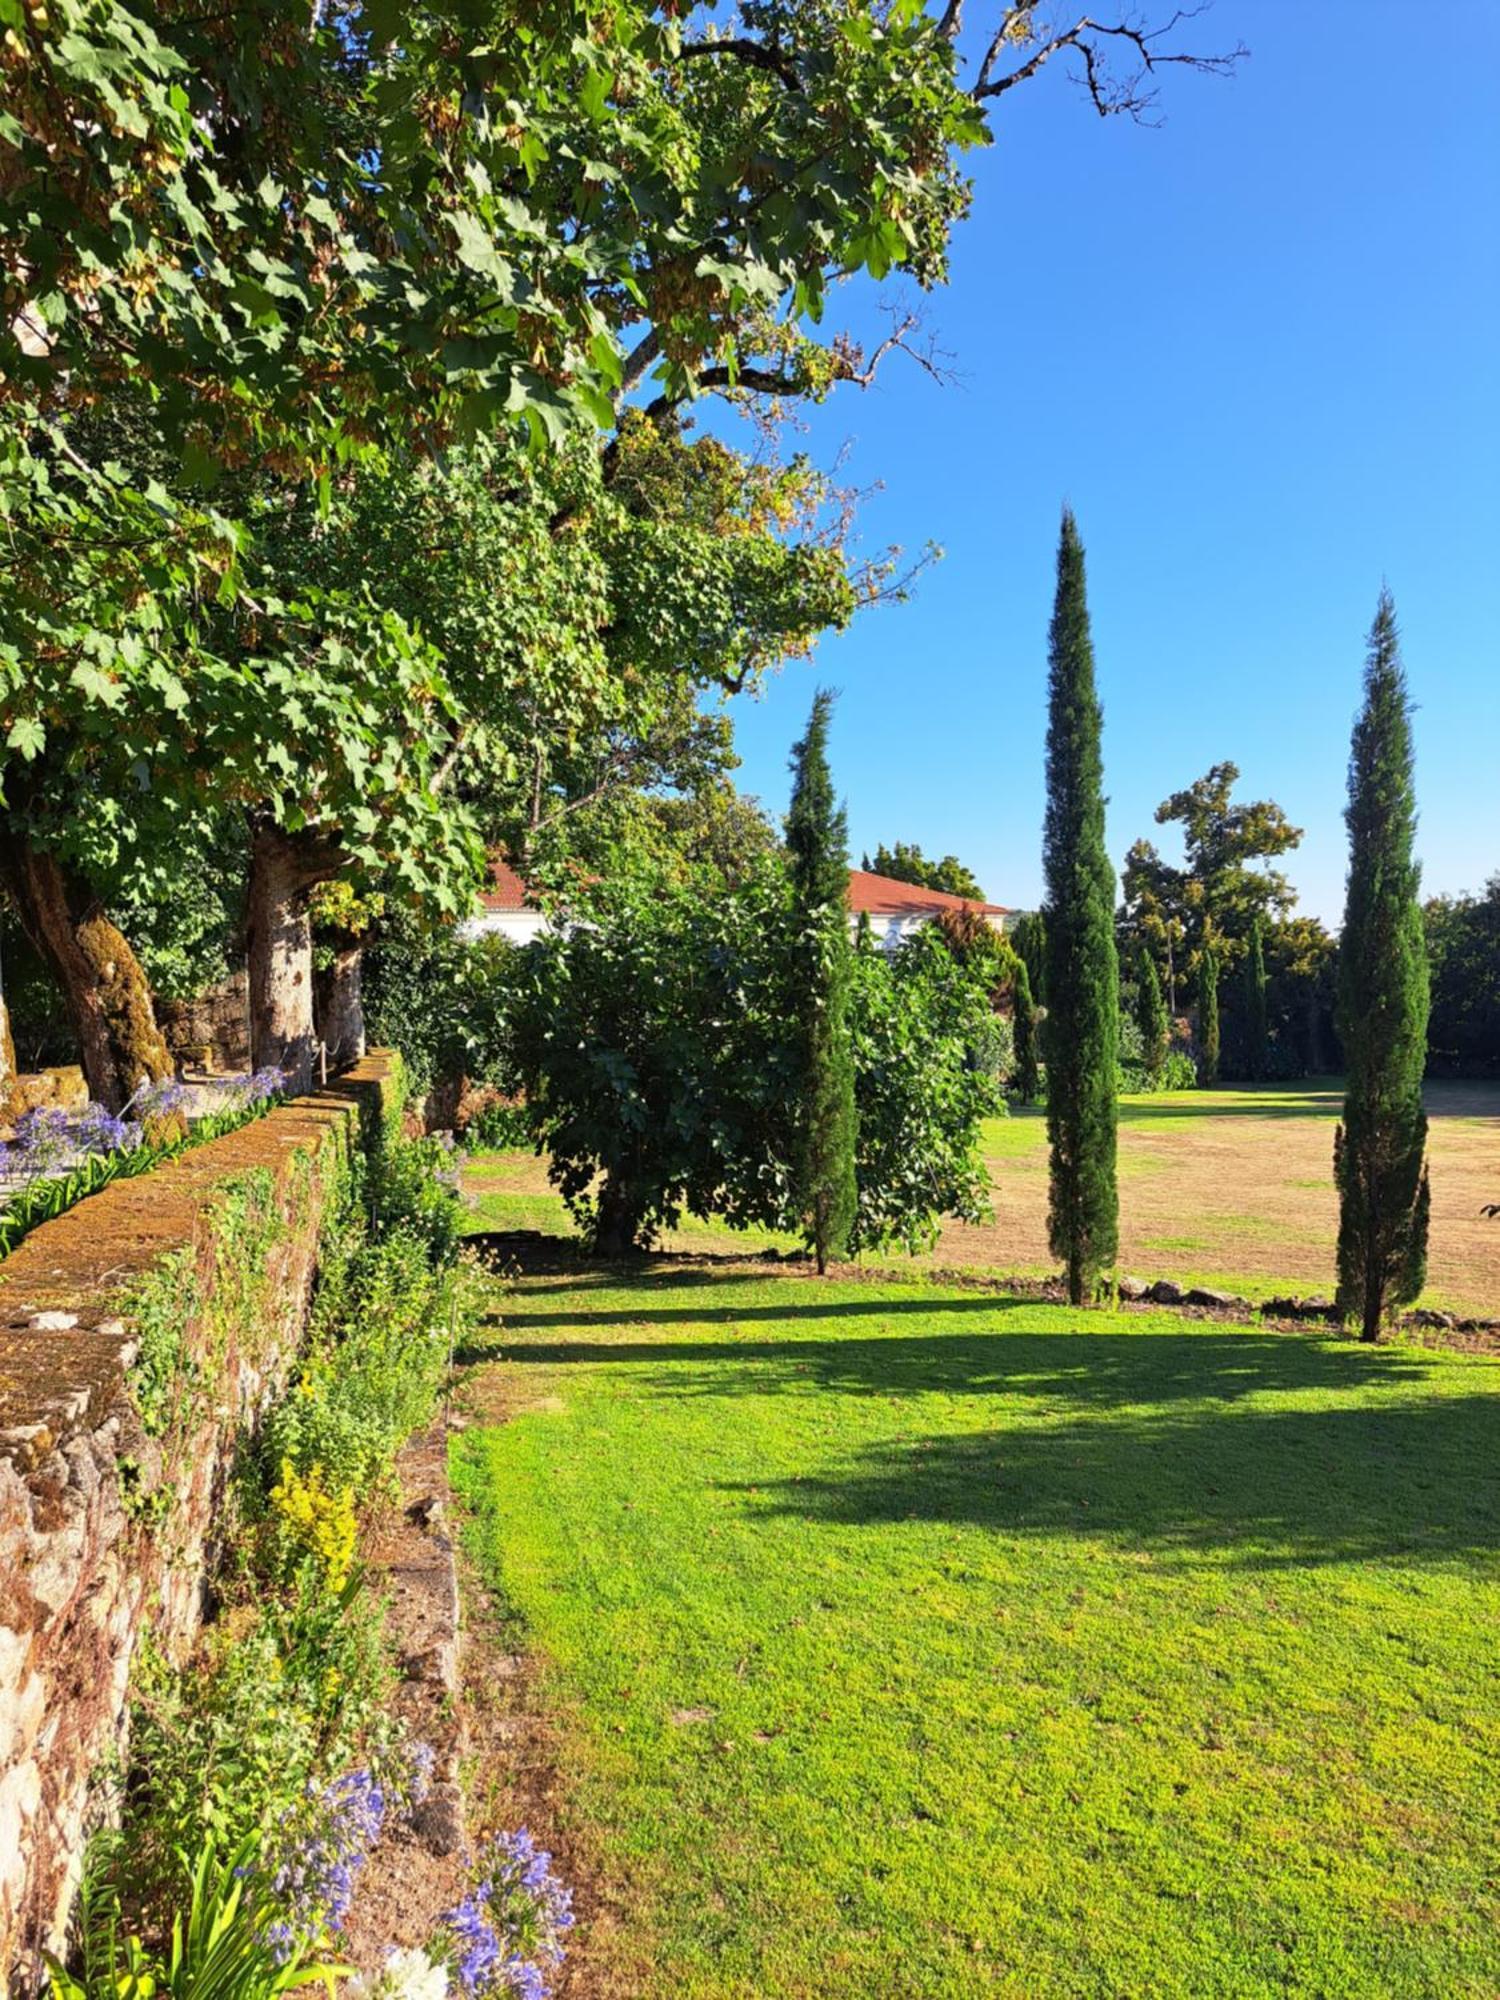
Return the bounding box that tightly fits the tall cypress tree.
[1011,953,1041,1104]
[1136,943,1169,1086]
[1243,918,1269,1080]
[1041,510,1118,1304]
[1334,589,1430,1341]
[1197,947,1220,1086]
[786,689,858,1273]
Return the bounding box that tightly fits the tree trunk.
[0,986,14,1106]
[246,825,344,1092]
[593,1171,645,1257]
[319,942,366,1068]
[0,837,172,1111]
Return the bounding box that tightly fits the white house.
[464,858,551,945]
[846,868,1015,950]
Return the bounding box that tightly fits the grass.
[462,1078,1500,1315]
[454,1266,1500,1999]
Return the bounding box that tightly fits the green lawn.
[454,1269,1500,1999]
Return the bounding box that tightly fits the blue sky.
[714,0,1499,923]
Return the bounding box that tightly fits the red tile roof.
[478,857,532,912]
[479,857,1011,923]
[847,868,1012,921]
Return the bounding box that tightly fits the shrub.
[508,864,1002,1255]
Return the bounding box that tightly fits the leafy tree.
[1267,915,1339,1076]
[1041,511,1118,1304]
[864,842,986,900]
[1425,878,1500,1075]
[1,0,1239,1095]
[507,865,998,1255]
[1010,910,1049,1010]
[1136,944,1170,1086]
[1335,591,1430,1341]
[1242,919,1269,1080]
[1122,763,1303,1000]
[931,903,1035,1102]
[786,693,859,1272]
[1197,947,1221,1086]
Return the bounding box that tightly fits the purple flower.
[262,1766,388,1955]
[10,1107,74,1179]
[135,1076,190,1121]
[439,1830,572,2000]
[73,1102,142,1158]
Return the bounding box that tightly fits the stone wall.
[0,1053,399,1988]
[155,968,252,1074]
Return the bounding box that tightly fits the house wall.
[462,909,550,946]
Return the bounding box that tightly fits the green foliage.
[364,921,517,1099]
[508,863,999,1259]
[1041,512,1118,1303]
[846,927,1004,1254]
[1136,944,1170,1086]
[262,1222,473,1498]
[1241,920,1270,1080]
[1335,591,1430,1339]
[863,842,986,901]
[1011,954,1042,1105]
[49,1833,346,2000]
[1425,877,1500,1076]
[1197,949,1221,1087]
[785,692,858,1271]
[102,1096,469,1943]
[1122,762,1303,993]
[1010,911,1048,1009]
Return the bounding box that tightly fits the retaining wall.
[0,1054,398,1987]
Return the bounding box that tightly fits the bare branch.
[640,310,957,422]
[973,8,1245,123]
[936,0,965,42]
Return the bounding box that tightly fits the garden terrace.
[0,1054,398,1983]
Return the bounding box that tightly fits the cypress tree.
[1197,947,1220,1086]
[1243,918,1269,1080]
[1334,589,1430,1341]
[1012,953,1041,1104]
[1136,944,1169,1086]
[786,688,858,1273]
[1041,510,1118,1304]
[1011,910,1048,1009]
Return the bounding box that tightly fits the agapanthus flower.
[347,1946,449,2000]
[439,1830,572,2000]
[262,1766,387,1956]
[10,1107,75,1180]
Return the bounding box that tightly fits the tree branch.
[973,8,1245,123]
[675,37,802,94]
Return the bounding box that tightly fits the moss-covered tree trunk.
[0,837,172,1111]
[246,824,346,1091]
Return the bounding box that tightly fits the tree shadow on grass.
[476,1323,1464,1412]
[1118,1088,1344,1123]
[719,1390,1500,1570]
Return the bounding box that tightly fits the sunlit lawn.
[455,1268,1500,1998]
[463,1079,1500,1316]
